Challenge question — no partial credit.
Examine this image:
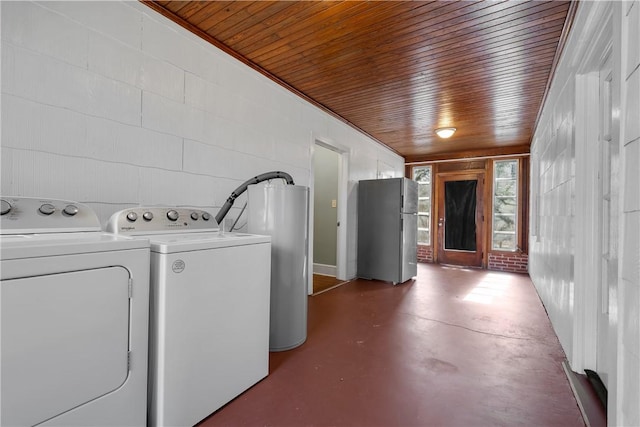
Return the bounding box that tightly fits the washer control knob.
[126,211,138,222]
[39,203,55,215]
[143,211,154,221]
[202,212,211,221]
[63,204,79,216]
[167,210,179,221]
[0,199,11,215]
[190,212,199,221]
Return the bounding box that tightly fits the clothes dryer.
[0,197,150,427]
[107,207,271,427]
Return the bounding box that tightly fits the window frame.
[491,158,520,252]
[412,165,433,246]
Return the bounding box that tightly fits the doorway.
[596,51,616,397]
[313,145,339,284]
[436,172,485,267]
[569,5,617,417]
[311,141,349,294]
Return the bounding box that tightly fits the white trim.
[562,361,593,427]
[573,71,600,373]
[572,0,614,377]
[336,148,349,282]
[313,263,337,276]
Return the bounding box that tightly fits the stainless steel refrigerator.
[357,177,418,284]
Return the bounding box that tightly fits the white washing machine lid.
[146,232,270,254]
[0,232,149,260]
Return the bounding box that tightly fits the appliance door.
[401,212,418,282]
[1,267,131,427]
[357,179,402,283]
[402,178,419,214]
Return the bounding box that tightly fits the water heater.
[247,183,310,351]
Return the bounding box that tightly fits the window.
[492,159,519,251]
[413,166,432,245]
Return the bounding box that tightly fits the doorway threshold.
[438,263,483,270]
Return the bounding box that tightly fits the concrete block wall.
[529,71,576,360]
[620,1,640,424]
[529,1,640,423]
[0,1,404,280]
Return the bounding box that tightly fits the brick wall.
[488,252,528,274]
[417,245,433,263]
[419,246,528,274]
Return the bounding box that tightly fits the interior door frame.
[571,0,615,381]
[309,136,349,295]
[435,171,486,267]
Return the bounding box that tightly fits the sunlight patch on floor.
[463,273,511,304]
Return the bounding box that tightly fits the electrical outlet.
[331,199,337,208]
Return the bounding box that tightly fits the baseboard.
[562,360,606,427]
[313,263,336,276]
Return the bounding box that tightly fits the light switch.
[331,199,337,208]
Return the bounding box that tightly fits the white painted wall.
[619,1,640,424]
[530,1,640,424]
[0,1,404,281]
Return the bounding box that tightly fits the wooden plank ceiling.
[144,1,574,162]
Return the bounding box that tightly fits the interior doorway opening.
[309,140,349,295]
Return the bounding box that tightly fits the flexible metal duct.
[215,171,294,225]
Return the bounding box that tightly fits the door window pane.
[492,159,519,251]
[412,166,432,245]
[444,180,477,251]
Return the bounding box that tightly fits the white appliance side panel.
[1,267,131,427]
[150,242,271,427]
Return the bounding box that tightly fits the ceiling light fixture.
[435,127,456,139]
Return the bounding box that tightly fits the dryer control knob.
[202,212,211,221]
[167,210,179,221]
[63,204,79,216]
[190,212,199,220]
[143,211,154,221]
[126,211,138,222]
[39,203,55,215]
[0,199,11,215]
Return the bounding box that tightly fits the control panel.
[0,196,101,234]
[106,207,217,235]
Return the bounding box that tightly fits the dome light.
[435,127,456,138]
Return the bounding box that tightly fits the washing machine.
[0,196,150,427]
[106,207,271,427]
